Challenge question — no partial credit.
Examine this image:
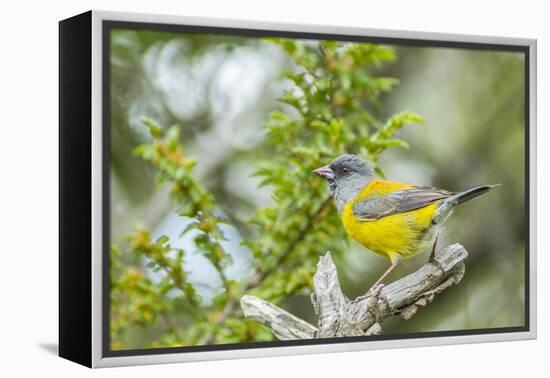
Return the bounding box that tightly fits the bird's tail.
[433,184,500,224]
[455,184,501,205]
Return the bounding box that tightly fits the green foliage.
[111,39,422,349]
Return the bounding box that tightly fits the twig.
[247,197,333,288]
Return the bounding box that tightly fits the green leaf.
[141,118,162,138]
[156,235,169,246]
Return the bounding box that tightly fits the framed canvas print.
[59,10,537,368]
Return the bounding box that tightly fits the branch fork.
[241,243,467,339]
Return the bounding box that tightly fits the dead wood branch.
[241,243,467,339]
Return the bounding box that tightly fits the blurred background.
[110,28,525,347]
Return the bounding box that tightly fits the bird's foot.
[429,256,446,275]
[428,234,445,274]
[368,282,384,296]
[429,233,439,261]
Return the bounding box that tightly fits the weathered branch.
[240,295,317,340]
[241,243,467,339]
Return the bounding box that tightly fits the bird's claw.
[368,283,384,295]
[429,257,446,275]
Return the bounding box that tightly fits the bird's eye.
[342,167,349,174]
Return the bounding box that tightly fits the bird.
[313,154,499,288]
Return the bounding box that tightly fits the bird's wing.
[352,186,452,221]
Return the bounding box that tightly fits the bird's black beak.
[313,165,334,180]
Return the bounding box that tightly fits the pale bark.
[240,243,467,339]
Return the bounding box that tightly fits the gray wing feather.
[352,187,451,221]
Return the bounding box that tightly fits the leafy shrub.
[110,39,422,349]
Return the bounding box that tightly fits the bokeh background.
[109,28,525,348]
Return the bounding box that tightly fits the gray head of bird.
[313,154,376,213]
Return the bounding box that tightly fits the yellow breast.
[341,179,439,262]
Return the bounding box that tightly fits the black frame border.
[101,20,531,358]
[59,11,93,367]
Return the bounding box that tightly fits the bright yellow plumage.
[341,179,439,263]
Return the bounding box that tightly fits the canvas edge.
[90,9,537,368]
[528,39,537,340]
[91,10,103,369]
